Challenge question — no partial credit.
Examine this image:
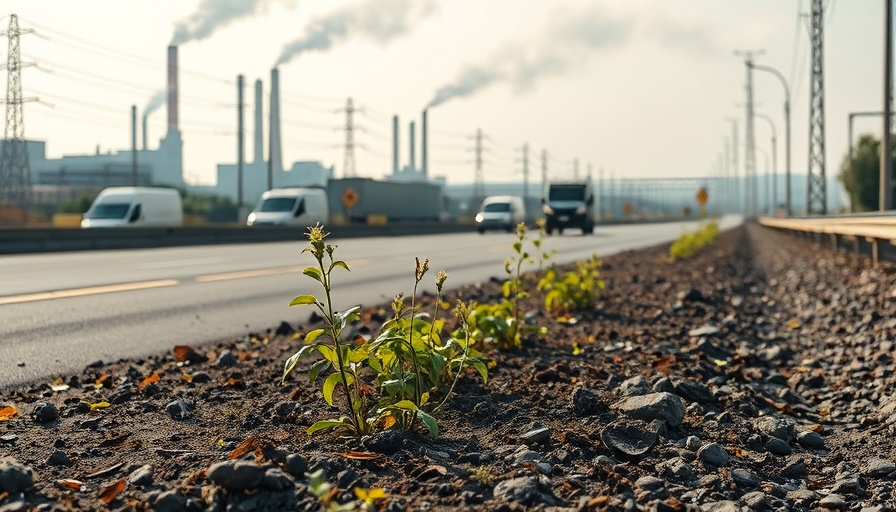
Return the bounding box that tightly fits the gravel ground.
[1,222,895,511]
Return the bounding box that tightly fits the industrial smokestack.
[392,115,399,175]
[268,68,283,180]
[409,121,416,172]
[142,113,148,151]
[167,45,179,133]
[421,110,428,180]
[254,79,264,164]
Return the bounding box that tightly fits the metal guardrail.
[0,223,476,255]
[759,215,896,266]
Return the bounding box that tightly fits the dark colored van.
[541,180,596,235]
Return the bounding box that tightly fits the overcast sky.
[1,0,888,188]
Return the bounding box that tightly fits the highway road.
[0,216,741,388]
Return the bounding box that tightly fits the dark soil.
[2,223,896,511]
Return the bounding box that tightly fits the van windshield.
[257,197,297,213]
[549,185,586,201]
[85,203,130,219]
[482,203,511,213]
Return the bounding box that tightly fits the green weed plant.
[668,219,719,261]
[282,224,489,439]
[538,254,605,317]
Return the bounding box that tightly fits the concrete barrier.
[0,223,477,255]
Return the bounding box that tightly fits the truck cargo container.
[327,178,443,223]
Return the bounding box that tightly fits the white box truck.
[246,187,329,227]
[81,187,183,228]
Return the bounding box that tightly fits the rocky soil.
[2,223,896,512]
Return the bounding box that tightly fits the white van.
[247,188,329,227]
[81,187,182,228]
[475,195,526,233]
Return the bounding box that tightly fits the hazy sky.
[1,0,889,187]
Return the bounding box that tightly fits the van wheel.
[546,225,553,235]
[558,227,564,235]
[477,228,485,234]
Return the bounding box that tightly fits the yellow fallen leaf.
[714,359,728,367]
[572,343,583,356]
[0,406,18,421]
[88,401,111,411]
[51,378,70,392]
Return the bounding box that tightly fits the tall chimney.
[142,113,148,151]
[409,121,416,172]
[421,110,428,180]
[167,45,178,133]
[392,115,399,175]
[254,79,264,164]
[268,68,283,179]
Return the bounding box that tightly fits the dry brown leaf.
[181,374,193,383]
[59,479,85,490]
[138,372,159,389]
[587,496,609,507]
[98,477,125,504]
[172,345,194,362]
[653,354,676,375]
[341,451,384,461]
[228,437,260,460]
[0,406,18,421]
[0,491,8,502]
[763,397,797,416]
[95,374,109,387]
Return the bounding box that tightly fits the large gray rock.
[614,392,685,427]
[206,460,266,490]
[0,458,33,493]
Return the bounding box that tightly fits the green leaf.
[309,359,330,382]
[305,328,326,343]
[282,350,303,385]
[289,295,318,307]
[391,399,418,411]
[322,372,353,406]
[336,305,362,328]
[470,360,489,384]
[303,267,324,283]
[307,418,350,436]
[318,344,338,364]
[329,260,351,272]
[417,410,440,438]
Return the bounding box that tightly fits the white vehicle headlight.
[575,206,587,215]
[247,212,256,225]
[543,205,554,215]
[475,213,484,222]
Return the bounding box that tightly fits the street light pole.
[750,62,791,216]
[849,111,896,212]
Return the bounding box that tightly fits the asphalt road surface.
[0,216,741,388]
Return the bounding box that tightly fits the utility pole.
[237,75,245,221]
[473,129,484,211]
[737,50,763,218]
[342,97,356,178]
[807,0,827,214]
[0,15,35,225]
[131,105,137,186]
[573,158,580,179]
[726,118,740,214]
[521,143,529,206]
[882,0,893,211]
[599,166,604,218]
[723,137,730,212]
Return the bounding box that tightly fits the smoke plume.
[143,90,166,119]
[426,5,634,109]
[171,0,293,46]
[276,0,437,67]
[426,4,719,109]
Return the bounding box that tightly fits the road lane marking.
[135,257,223,269]
[193,259,372,283]
[195,266,303,282]
[0,279,180,305]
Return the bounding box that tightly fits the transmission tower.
[1,15,35,225]
[472,129,484,210]
[342,97,356,178]
[807,0,827,214]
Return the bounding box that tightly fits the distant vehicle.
[475,195,526,233]
[81,187,182,228]
[247,187,328,227]
[541,180,595,235]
